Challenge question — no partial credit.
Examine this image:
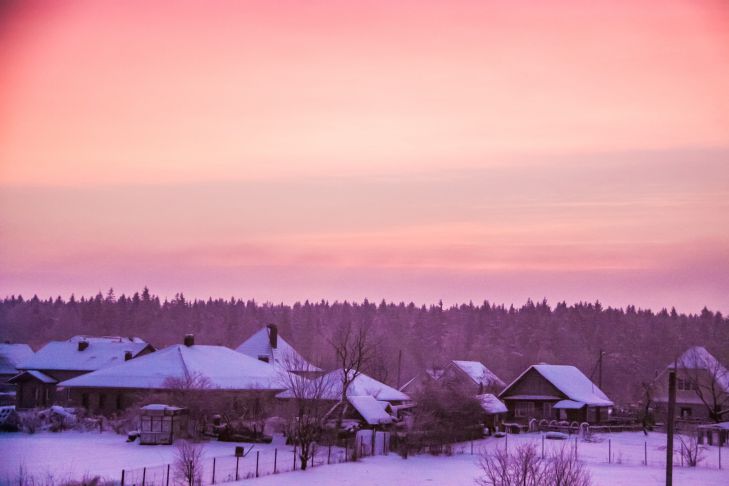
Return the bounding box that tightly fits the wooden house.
[10,336,153,409]
[652,346,729,423]
[499,364,613,424]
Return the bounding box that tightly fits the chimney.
[184,334,195,347]
[124,351,133,361]
[78,340,89,351]
[267,324,278,349]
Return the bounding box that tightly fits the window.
[677,378,698,391]
[515,402,535,418]
[681,407,692,419]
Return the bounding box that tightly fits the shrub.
[477,443,592,486]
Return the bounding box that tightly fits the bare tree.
[678,348,729,422]
[174,440,204,486]
[328,321,376,426]
[160,372,216,438]
[277,351,334,471]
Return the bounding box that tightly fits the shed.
[139,404,188,445]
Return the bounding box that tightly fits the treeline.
[1,288,727,404]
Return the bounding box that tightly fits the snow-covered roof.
[68,336,146,344]
[500,364,613,407]
[0,344,34,375]
[141,404,184,411]
[9,370,58,384]
[451,360,505,388]
[277,369,410,402]
[18,338,151,372]
[348,395,394,425]
[669,347,729,393]
[553,399,585,409]
[476,394,507,414]
[236,327,320,372]
[58,344,284,391]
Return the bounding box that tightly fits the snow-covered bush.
[477,443,592,486]
[678,434,706,467]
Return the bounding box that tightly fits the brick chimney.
[124,350,133,361]
[184,334,195,347]
[78,340,89,351]
[267,324,278,349]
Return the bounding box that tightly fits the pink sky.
[1,0,728,312]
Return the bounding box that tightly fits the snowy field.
[0,431,727,485]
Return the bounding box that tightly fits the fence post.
[293,445,297,470]
[328,444,331,464]
[311,449,314,468]
[345,438,348,462]
[372,428,376,456]
[608,439,611,464]
[542,434,545,459]
[471,440,474,455]
[166,464,170,486]
[235,456,240,481]
[142,467,146,486]
[644,441,647,466]
[505,432,508,454]
[121,469,125,486]
[719,445,721,470]
[212,457,216,484]
[256,451,260,478]
[274,448,278,474]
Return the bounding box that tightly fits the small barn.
[499,364,613,424]
[441,360,505,395]
[476,393,508,432]
[0,343,34,405]
[11,336,153,409]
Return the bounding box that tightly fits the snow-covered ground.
[0,430,727,485]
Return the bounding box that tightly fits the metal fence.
[120,432,393,486]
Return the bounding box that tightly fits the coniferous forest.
[1,288,727,404]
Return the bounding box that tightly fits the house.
[10,336,153,409]
[401,360,504,396]
[277,369,411,427]
[440,360,505,395]
[0,343,34,405]
[58,335,285,414]
[652,346,729,423]
[498,364,613,424]
[236,324,321,376]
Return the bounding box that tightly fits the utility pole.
[397,349,402,389]
[666,369,676,486]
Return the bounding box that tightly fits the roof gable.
[450,360,505,388]
[500,364,613,407]
[236,327,320,372]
